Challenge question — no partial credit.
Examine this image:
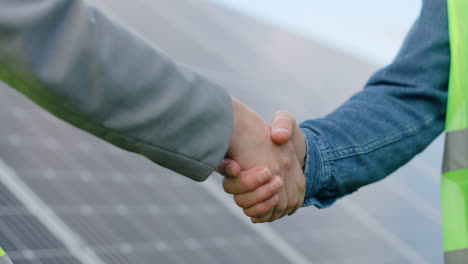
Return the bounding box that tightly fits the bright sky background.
[210,0,422,65]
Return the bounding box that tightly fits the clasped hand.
[217,97,306,223]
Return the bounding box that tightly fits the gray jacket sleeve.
[0,0,233,181]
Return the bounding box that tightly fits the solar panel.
[0,0,443,263]
[0,181,81,264]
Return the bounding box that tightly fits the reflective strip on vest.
[443,129,468,172]
[445,249,468,264]
[443,0,468,261]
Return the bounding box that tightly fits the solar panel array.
[0,0,443,263]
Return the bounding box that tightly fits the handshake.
[217,97,307,223]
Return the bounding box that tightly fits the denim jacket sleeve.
[300,0,450,208]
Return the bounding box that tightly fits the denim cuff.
[299,126,339,208]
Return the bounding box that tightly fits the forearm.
[0,0,233,181]
[300,0,449,207]
[301,92,445,207]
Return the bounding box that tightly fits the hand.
[270,110,306,168]
[218,161,283,217]
[223,98,305,222]
[220,104,306,222]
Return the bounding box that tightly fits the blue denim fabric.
[300,0,450,208]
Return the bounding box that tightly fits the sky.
[209,0,422,65]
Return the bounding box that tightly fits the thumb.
[271,110,296,144]
[216,158,241,177]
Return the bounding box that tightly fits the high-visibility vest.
[0,247,12,264]
[442,0,468,262]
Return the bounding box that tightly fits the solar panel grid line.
[27,118,254,263]
[201,177,311,264]
[54,147,222,264]
[411,156,440,184]
[0,159,105,264]
[10,200,228,219]
[0,229,18,255]
[0,218,41,263]
[0,192,22,209]
[87,145,261,264]
[39,179,143,250]
[5,246,79,260]
[338,199,430,264]
[0,251,13,264]
[385,178,440,225]
[7,145,128,248]
[71,180,197,263]
[75,134,291,263]
[0,201,82,263]
[2,216,63,251]
[13,166,166,184]
[44,204,217,217]
[78,235,263,256]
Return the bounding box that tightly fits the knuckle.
[298,180,306,193]
[252,215,268,223]
[256,207,269,216]
[272,166,281,177]
[239,177,255,192]
[257,214,271,223]
[243,209,256,217]
[281,156,291,170]
[268,217,279,223]
[262,186,274,199]
[222,182,234,194]
[266,195,278,206]
[295,203,302,212]
[288,200,297,210]
[268,213,280,222]
[297,174,306,188]
[277,200,287,213]
[257,204,273,216]
[244,207,265,217]
[234,195,249,208]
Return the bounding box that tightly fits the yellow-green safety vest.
[442,0,468,263]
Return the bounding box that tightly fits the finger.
[268,187,288,222]
[222,167,272,194]
[288,209,298,216]
[242,194,279,218]
[282,164,300,218]
[216,158,241,177]
[251,209,274,223]
[290,163,307,215]
[289,158,306,215]
[271,111,296,144]
[234,175,283,208]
